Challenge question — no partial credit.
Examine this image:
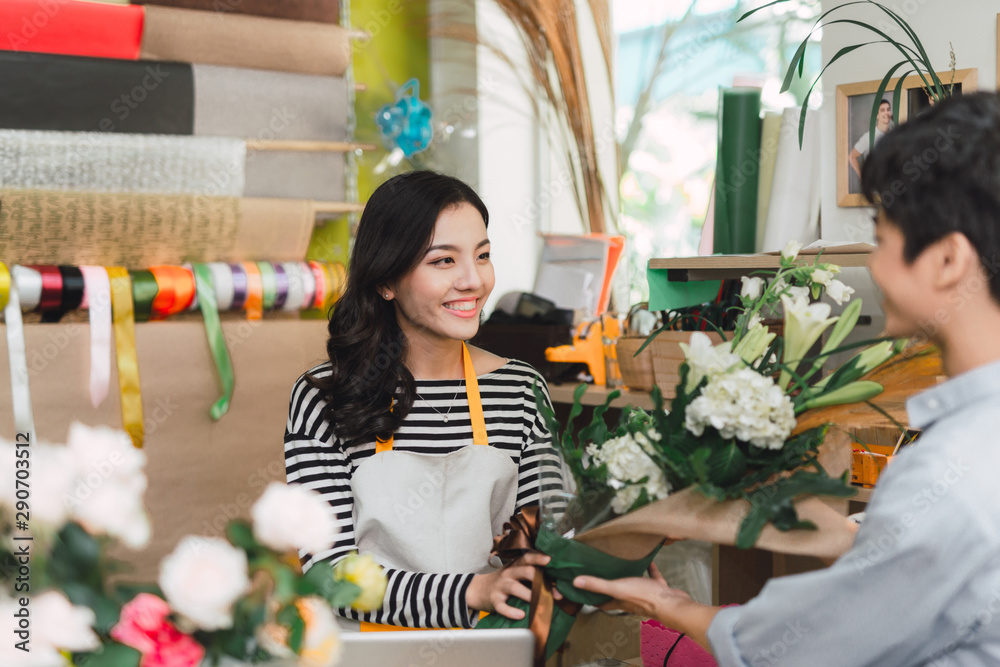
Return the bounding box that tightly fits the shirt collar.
[907,358,1000,429]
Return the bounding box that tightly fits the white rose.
[159,536,251,631]
[66,422,146,490]
[826,279,855,305]
[781,239,803,261]
[251,482,337,555]
[30,445,79,528]
[33,591,101,653]
[740,276,765,301]
[72,479,151,549]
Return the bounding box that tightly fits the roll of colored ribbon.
[0,263,9,313]
[257,261,277,311]
[272,263,289,309]
[281,262,305,311]
[149,265,196,320]
[230,263,248,311]
[241,262,263,320]
[107,267,144,448]
[130,270,160,323]
[308,260,327,310]
[80,266,112,408]
[11,266,42,311]
[28,265,63,314]
[209,262,235,311]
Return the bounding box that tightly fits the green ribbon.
[477,528,660,660]
[257,261,277,311]
[193,263,235,420]
[129,270,159,323]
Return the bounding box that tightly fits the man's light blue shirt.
[708,359,1000,666]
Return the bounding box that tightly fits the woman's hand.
[573,562,688,619]
[466,552,550,620]
[573,563,719,653]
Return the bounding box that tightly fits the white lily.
[733,322,776,366]
[779,295,839,390]
[679,332,741,393]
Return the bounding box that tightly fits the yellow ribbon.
[0,263,9,312]
[107,267,144,448]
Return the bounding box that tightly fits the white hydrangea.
[587,432,670,514]
[684,367,796,450]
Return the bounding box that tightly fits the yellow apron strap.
[462,342,488,446]
[375,342,488,453]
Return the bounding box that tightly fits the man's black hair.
[862,91,1000,302]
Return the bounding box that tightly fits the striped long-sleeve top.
[283,358,562,628]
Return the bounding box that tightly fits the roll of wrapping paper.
[245,151,346,201]
[0,2,352,77]
[133,0,339,24]
[0,53,348,141]
[0,0,144,59]
[140,5,351,77]
[755,111,783,253]
[192,65,348,141]
[0,52,193,134]
[760,107,822,253]
[714,88,762,255]
[0,190,315,266]
[0,130,246,197]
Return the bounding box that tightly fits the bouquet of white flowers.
[0,424,385,667]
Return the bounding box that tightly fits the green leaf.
[76,642,141,667]
[225,520,257,551]
[271,561,298,604]
[297,559,334,596]
[737,0,789,22]
[325,580,363,609]
[706,442,748,487]
[689,448,712,486]
[794,41,880,147]
[51,522,102,580]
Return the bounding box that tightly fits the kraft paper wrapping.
[0,190,314,266]
[575,431,857,561]
[0,320,331,580]
[714,88,761,255]
[0,52,194,135]
[140,5,352,77]
[760,108,822,253]
[133,0,339,24]
[245,152,345,201]
[192,65,348,141]
[0,130,246,197]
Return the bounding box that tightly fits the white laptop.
[339,628,534,667]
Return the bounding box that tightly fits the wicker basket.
[615,337,655,392]
[650,331,725,398]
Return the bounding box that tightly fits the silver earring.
[384,293,391,299]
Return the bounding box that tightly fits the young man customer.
[574,92,1000,665]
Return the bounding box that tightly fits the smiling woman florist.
[283,171,562,631]
[574,92,1000,666]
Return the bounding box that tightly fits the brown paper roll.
[133,0,339,24]
[140,5,351,76]
[0,189,315,265]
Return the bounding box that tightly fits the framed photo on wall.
[835,68,978,207]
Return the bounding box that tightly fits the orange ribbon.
[241,262,264,321]
[148,265,196,320]
[308,260,327,310]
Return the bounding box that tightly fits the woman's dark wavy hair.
[861,91,1000,303]
[307,170,489,446]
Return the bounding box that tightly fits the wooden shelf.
[548,383,655,411]
[648,251,872,282]
[850,485,874,504]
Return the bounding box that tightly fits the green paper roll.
[714,88,762,255]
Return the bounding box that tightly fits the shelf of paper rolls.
[0,262,347,322]
[548,383,656,411]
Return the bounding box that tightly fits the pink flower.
[111,593,205,667]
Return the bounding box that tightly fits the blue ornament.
[376,78,433,158]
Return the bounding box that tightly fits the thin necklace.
[417,387,462,423]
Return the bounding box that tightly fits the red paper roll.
[0,0,144,60]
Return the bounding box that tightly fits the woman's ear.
[377,285,393,301]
